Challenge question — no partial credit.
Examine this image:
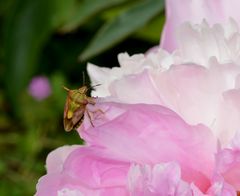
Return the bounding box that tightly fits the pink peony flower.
[36,102,239,195]
[28,76,51,101]
[161,0,240,52]
[36,1,240,195]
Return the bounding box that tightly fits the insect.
[63,85,96,132]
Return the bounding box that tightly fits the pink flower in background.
[28,76,51,101]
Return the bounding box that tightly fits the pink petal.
[46,145,80,174]
[109,70,163,104]
[36,147,130,196]
[216,148,240,191]
[231,130,240,150]
[128,162,202,196]
[79,102,217,192]
[207,175,236,196]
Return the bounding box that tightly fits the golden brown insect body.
[63,86,95,132]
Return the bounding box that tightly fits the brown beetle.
[63,86,96,132]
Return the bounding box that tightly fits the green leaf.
[80,0,164,60]
[61,0,129,32]
[3,0,75,112]
[134,14,165,43]
[0,0,15,17]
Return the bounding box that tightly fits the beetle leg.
[87,97,96,105]
[86,108,94,127]
[92,108,104,114]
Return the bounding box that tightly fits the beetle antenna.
[89,84,101,90]
[63,86,70,91]
[91,84,101,88]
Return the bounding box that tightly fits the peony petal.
[207,175,236,196]
[36,146,130,196]
[231,130,240,150]
[216,89,240,146]
[109,70,163,104]
[216,148,240,191]
[46,145,80,174]
[87,63,113,97]
[128,162,198,196]
[80,102,217,192]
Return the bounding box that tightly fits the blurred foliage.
[0,0,165,195]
